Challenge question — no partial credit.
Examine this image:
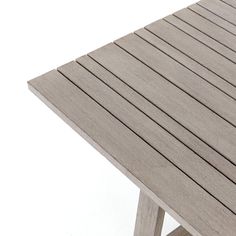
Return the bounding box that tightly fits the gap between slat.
[187,7,236,37]
[172,13,236,58]
[78,56,236,185]
[197,2,236,27]
[135,30,236,101]
[56,67,236,215]
[219,0,236,10]
[145,24,236,89]
[87,53,236,169]
[113,41,236,129]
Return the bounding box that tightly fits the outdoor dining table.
[28,0,236,235]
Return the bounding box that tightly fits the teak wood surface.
[28,0,236,235]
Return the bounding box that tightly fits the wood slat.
[189,4,236,36]
[135,28,236,101]
[221,0,236,9]
[146,19,236,87]
[77,55,236,184]
[28,70,236,236]
[58,60,236,212]
[173,8,236,58]
[89,42,236,165]
[28,1,236,235]
[199,0,236,25]
[115,33,236,127]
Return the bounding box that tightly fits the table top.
[28,0,236,235]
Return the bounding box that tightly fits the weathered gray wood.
[89,42,236,165]
[167,226,191,236]
[146,19,236,87]
[199,0,236,25]
[135,28,236,100]
[172,9,236,58]
[134,191,165,236]
[58,60,236,212]
[28,1,236,235]
[115,33,236,127]
[77,55,236,184]
[189,4,236,36]
[28,70,236,236]
[221,0,236,9]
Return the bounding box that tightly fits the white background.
[0,0,196,235]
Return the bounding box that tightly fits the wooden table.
[28,0,236,235]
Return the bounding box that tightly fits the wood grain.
[220,0,236,9]
[189,4,236,36]
[89,42,236,165]
[28,70,236,236]
[58,60,236,213]
[199,0,236,25]
[115,33,236,127]
[28,1,236,235]
[146,19,236,87]
[167,226,192,236]
[135,28,236,100]
[171,9,236,59]
[134,191,165,236]
[77,55,236,184]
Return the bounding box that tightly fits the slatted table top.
[28,0,236,235]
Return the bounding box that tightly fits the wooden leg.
[167,226,192,236]
[134,191,165,236]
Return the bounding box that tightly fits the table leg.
[134,191,165,236]
[167,226,192,236]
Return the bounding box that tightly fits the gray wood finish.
[58,60,236,212]
[28,70,236,236]
[199,0,236,25]
[167,226,192,236]
[146,19,236,87]
[171,9,236,60]
[114,34,236,127]
[89,42,236,165]
[28,1,236,235]
[189,4,236,36]
[135,28,236,100]
[134,191,165,236]
[221,0,236,9]
[77,55,236,184]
